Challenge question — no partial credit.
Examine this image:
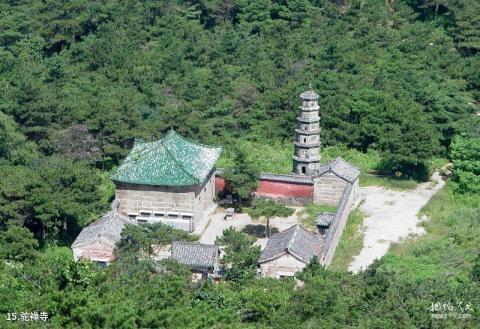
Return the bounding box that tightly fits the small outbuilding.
[71,211,130,265]
[258,225,323,278]
[315,212,335,236]
[171,241,221,280]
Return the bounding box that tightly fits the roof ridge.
[335,156,361,170]
[163,142,201,184]
[287,225,300,252]
[99,211,118,239]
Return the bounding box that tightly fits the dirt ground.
[348,171,445,273]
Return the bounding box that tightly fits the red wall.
[215,176,313,198]
[255,179,314,197]
[215,176,226,193]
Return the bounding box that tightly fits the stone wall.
[116,183,196,214]
[313,172,348,205]
[115,170,216,231]
[320,183,355,266]
[193,173,216,230]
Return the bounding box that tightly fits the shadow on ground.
[242,224,279,238]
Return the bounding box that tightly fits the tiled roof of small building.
[259,225,323,264]
[259,172,314,184]
[315,212,335,227]
[171,241,219,272]
[314,157,360,183]
[71,211,130,249]
[111,129,222,187]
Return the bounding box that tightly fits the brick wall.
[313,172,348,205]
[73,239,115,263]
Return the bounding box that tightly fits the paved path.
[199,207,303,246]
[348,172,445,273]
[199,212,251,244]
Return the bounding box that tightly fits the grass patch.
[383,182,480,281]
[299,203,337,230]
[359,173,417,190]
[329,207,365,272]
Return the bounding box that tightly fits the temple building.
[111,129,222,232]
[253,86,360,207]
[258,225,323,278]
[256,86,361,273]
[171,241,221,280]
[71,209,129,265]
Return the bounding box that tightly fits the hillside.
[0,0,479,328]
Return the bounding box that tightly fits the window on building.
[137,219,148,224]
[154,212,165,218]
[303,137,307,143]
[301,166,306,174]
[168,212,179,219]
[127,213,137,220]
[182,215,192,220]
[140,210,151,217]
[97,261,107,268]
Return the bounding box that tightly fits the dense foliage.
[216,227,261,282]
[450,134,480,193]
[1,0,479,174]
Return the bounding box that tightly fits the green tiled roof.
[111,130,222,187]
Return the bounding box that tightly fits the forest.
[0,0,479,328]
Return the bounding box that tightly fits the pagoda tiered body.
[293,88,321,175]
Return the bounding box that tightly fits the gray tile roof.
[314,157,360,183]
[315,212,335,227]
[259,172,313,184]
[259,225,323,264]
[71,211,131,249]
[171,241,219,272]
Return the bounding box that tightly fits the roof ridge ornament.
[287,225,300,252]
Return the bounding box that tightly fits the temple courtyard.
[195,171,445,273]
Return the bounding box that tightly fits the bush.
[450,135,480,193]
